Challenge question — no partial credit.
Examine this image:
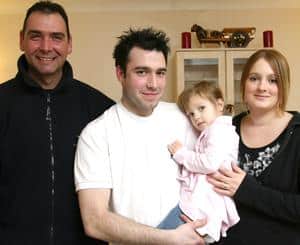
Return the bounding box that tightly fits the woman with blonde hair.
[208,49,300,245]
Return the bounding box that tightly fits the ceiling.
[1,0,300,14]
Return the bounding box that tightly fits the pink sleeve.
[173,123,238,174]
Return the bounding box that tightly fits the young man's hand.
[169,217,207,245]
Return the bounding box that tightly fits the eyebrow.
[26,30,66,37]
[157,68,167,72]
[134,66,167,71]
[249,72,276,76]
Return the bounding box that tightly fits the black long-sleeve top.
[217,111,300,245]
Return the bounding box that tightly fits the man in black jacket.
[0,1,114,244]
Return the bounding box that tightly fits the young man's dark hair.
[22,0,71,39]
[113,27,170,73]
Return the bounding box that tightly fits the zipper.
[46,93,55,245]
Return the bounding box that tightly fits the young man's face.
[117,47,167,116]
[20,11,72,89]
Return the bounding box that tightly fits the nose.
[146,73,158,89]
[40,37,51,52]
[192,110,201,119]
[257,79,268,92]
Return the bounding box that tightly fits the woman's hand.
[207,163,246,197]
[168,140,183,155]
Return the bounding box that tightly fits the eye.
[268,76,278,84]
[248,75,258,81]
[198,106,205,112]
[187,112,194,118]
[29,33,41,41]
[52,34,65,41]
[157,70,166,77]
[136,70,147,76]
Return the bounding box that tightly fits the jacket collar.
[15,54,74,92]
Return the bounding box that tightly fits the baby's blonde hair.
[177,81,232,114]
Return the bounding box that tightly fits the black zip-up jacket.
[0,55,114,245]
[216,111,300,245]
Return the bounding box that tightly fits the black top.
[0,55,114,245]
[238,120,286,178]
[216,111,300,245]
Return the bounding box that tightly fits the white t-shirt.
[75,102,195,226]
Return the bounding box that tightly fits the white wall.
[0,1,300,110]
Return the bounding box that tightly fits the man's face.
[117,47,167,116]
[20,11,72,89]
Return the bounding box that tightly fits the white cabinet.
[175,48,256,114]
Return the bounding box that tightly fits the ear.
[19,30,25,52]
[216,98,225,112]
[116,65,125,83]
[67,34,72,54]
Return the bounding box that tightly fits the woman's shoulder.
[288,111,300,121]
[233,111,248,127]
[286,111,300,129]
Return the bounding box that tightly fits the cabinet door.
[176,51,225,98]
[226,50,256,114]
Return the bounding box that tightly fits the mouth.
[196,121,204,127]
[141,91,160,100]
[37,56,56,62]
[255,94,270,99]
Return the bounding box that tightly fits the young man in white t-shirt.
[74,27,206,245]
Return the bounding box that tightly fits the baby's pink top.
[173,115,240,241]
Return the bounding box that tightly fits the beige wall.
[1,4,300,110]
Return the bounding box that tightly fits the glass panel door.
[184,58,219,89]
[226,50,255,115]
[233,57,248,114]
[176,51,225,97]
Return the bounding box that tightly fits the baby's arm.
[171,123,239,174]
[168,140,183,155]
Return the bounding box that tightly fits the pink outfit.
[173,115,240,242]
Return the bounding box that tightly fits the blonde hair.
[240,49,290,112]
[177,81,226,114]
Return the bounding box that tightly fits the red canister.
[181,32,191,48]
[263,30,273,47]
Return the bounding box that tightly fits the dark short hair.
[113,27,170,73]
[22,1,70,39]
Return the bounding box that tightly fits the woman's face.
[244,58,279,113]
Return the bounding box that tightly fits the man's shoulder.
[157,101,182,114]
[72,79,111,98]
[157,101,178,109]
[84,104,118,126]
[0,78,18,99]
[80,104,118,138]
[0,78,17,90]
[156,101,186,119]
[71,79,115,112]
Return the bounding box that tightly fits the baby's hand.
[168,140,183,155]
